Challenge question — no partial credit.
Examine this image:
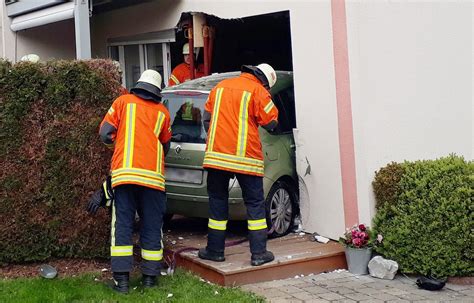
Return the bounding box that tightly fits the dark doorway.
[170,11,293,73]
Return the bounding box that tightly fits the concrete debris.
[368,256,398,280]
[299,232,305,236]
[171,240,177,245]
[178,237,184,240]
[314,235,330,243]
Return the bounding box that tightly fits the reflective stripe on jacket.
[203,73,278,176]
[100,94,172,191]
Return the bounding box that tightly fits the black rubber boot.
[112,272,129,294]
[142,274,157,288]
[198,248,225,262]
[251,250,275,266]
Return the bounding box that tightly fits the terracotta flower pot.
[345,247,372,275]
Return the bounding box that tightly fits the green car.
[162,71,298,237]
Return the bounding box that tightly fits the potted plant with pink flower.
[339,224,382,275]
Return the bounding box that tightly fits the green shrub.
[0,59,121,264]
[373,155,473,278]
[0,61,46,156]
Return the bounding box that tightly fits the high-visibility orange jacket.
[100,94,172,191]
[168,63,205,86]
[203,73,278,176]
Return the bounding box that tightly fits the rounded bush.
[373,155,473,278]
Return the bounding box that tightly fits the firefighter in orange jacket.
[168,43,205,86]
[198,64,279,266]
[99,69,171,293]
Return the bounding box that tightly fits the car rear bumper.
[166,192,247,220]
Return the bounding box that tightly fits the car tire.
[265,180,297,238]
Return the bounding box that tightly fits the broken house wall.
[82,0,474,239]
[90,1,346,239]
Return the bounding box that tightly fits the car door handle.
[290,144,296,149]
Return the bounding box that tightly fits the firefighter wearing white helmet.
[168,42,205,86]
[256,63,277,88]
[98,69,171,293]
[198,63,279,266]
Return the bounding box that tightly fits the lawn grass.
[0,269,264,303]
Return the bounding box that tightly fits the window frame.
[107,42,171,88]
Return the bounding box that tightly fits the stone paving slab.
[243,270,474,302]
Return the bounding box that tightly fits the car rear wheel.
[265,181,297,238]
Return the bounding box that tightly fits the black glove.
[86,176,114,215]
[87,189,103,215]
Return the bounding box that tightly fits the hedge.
[372,155,473,278]
[0,59,122,263]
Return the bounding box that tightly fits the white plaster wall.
[288,3,345,239]
[16,19,76,60]
[91,0,346,238]
[346,1,474,225]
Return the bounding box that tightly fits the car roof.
[162,71,293,94]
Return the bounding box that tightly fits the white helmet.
[256,63,277,88]
[20,54,40,63]
[131,69,163,99]
[182,43,190,55]
[137,69,162,89]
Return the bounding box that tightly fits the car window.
[271,86,295,134]
[162,93,208,143]
[279,86,296,130]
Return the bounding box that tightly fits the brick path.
[241,270,474,302]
